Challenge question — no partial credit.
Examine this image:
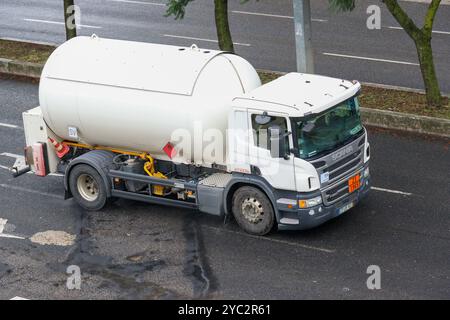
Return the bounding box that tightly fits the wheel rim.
[77,173,99,202]
[241,197,264,224]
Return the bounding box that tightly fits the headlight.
[299,196,322,208]
[364,167,370,178]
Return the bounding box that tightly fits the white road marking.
[401,0,450,5]
[12,156,26,169]
[0,122,21,129]
[323,52,419,66]
[231,10,327,22]
[0,218,6,234]
[51,172,64,177]
[1,218,74,245]
[10,296,29,300]
[0,184,64,200]
[203,225,335,253]
[0,233,26,240]
[371,187,413,196]
[163,34,251,47]
[23,18,102,29]
[0,219,26,240]
[0,164,11,171]
[106,0,165,5]
[388,26,450,35]
[0,152,23,159]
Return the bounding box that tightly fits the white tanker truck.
[16,36,371,235]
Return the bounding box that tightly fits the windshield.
[293,97,363,159]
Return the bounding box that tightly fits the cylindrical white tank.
[40,36,261,166]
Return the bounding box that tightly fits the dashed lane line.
[0,122,21,129]
[371,187,413,196]
[323,52,419,66]
[0,184,64,200]
[0,152,23,159]
[106,0,165,5]
[203,225,336,254]
[0,219,26,240]
[163,34,251,47]
[231,10,328,22]
[23,18,102,29]
[0,233,26,240]
[0,218,6,234]
[388,26,450,35]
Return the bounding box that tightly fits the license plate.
[338,202,354,215]
[348,174,361,193]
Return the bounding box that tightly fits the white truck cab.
[226,72,370,231]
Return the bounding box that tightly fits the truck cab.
[227,73,371,230]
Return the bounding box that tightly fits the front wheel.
[232,186,275,236]
[69,164,108,211]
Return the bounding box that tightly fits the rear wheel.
[232,186,275,236]
[69,164,108,211]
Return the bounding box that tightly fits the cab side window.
[251,114,288,150]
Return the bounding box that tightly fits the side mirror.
[268,126,290,159]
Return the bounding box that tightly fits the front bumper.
[276,171,371,231]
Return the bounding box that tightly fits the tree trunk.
[214,0,234,52]
[415,34,442,107]
[64,0,77,40]
[383,0,442,107]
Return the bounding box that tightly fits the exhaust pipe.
[11,165,31,178]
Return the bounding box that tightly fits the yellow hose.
[63,141,167,195]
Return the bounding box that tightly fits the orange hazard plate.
[348,174,361,193]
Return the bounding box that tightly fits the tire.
[232,186,275,236]
[69,164,108,211]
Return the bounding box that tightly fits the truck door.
[248,111,296,192]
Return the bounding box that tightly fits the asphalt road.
[0,0,449,92]
[0,78,449,299]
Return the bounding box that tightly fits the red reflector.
[163,142,176,159]
[32,143,48,177]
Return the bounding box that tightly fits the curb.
[0,58,43,79]
[360,107,450,138]
[0,37,58,47]
[361,81,450,98]
[0,62,448,138]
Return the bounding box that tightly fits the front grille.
[329,155,362,180]
[327,150,361,173]
[311,133,366,188]
[308,133,367,206]
[323,171,363,205]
